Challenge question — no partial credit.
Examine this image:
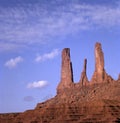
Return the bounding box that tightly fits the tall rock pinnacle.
[95,42,104,75]
[91,42,113,83]
[57,48,73,93]
[79,59,89,86]
[91,42,105,83]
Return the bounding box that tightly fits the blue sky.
[0,0,120,113]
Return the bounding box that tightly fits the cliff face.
[0,42,120,123]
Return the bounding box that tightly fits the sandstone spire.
[79,59,89,86]
[57,48,73,92]
[91,42,113,83]
[91,42,106,83]
[95,42,104,76]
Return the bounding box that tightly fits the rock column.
[57,48,73,93]
[79,59,89,86]
[91,42,105,83]
[91,42,113,83]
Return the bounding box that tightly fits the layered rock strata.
[1,81,120,123]
[0,42,120,123]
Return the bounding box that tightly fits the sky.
[0,0,120,113]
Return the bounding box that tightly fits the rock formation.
[0,42,120,123]
[91,42,113,83]
[79,59,89,86]
[57,48,74,93]
[57,43,114,93]
[118,74,120,81]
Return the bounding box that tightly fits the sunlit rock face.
[91,42,113,84]
[57,48,74,93]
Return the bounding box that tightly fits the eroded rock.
[117,74,120,81]
[91,42,113,83]
[79,59,89,86]
[0,42,120,123]
[57,48,74,93]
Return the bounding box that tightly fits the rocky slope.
[0,42,120,123]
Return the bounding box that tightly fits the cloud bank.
[5,56,23,68]
[35,49,59,62]
[27,80,48,89]
[0,1,120,51]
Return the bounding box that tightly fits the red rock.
[57,48,74,93]
[91,42,113,84]
[79,59,89,86]
[1,42,120,123]
[118,74,120,81]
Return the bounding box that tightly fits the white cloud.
[5,56,23,68]
[27,80,48,89]
[35,49,59,62]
